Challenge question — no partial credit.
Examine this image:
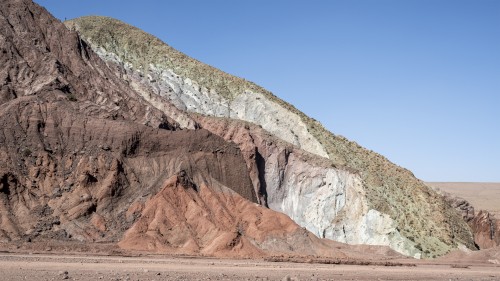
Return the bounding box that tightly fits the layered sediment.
[64,16,475,257]
[0,0,478,259]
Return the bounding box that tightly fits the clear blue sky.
[35,0,499,182]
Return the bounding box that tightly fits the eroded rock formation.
[0,0,480,259]
[1,0,364,258]
[64,16,476,257]
[442,191,500,250]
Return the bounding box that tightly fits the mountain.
[0,0,477,259]
[60,15,475,258]
[429,183,500,250]
[1,0,368,258]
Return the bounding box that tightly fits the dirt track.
[0,253,498,281]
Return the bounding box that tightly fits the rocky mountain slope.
[1,0,380,258]
[431,186,500,250]
[428,182,500,217]
[61,16,476,258]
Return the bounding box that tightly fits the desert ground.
[2,182,500,281]
[0,252,499,281]
[427,182,500,216]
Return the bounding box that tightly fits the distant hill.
[428,182,500,250]
[428,182,500,216]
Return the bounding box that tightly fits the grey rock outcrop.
[197,117,421,257]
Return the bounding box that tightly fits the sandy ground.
[427,182,500,216]
[0,253,499,281]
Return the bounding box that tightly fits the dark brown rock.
[0,0,256,244]
[442,191,500,249]
[0,0,179,128]
[469,211,500,249]
[0,0,367,259]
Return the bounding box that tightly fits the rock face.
[195,117,421,257]
[0,0,476,259]
[0,0,367,258]
[65,16,328,159]
[470,211,500,249]
[442,191,500,250]
[64,16,476,257]
[119,173,347,258]
[0,99,253,242]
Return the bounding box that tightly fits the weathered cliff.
[441,191,500,250]
[1,0,377,258]
[195,116,422,257]
[64,16,475,257]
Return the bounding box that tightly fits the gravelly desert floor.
[0,253,499,281]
